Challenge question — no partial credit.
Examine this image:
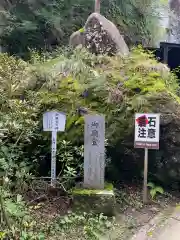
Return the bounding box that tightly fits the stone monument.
[72,114,116,216]
[84,115,105,189]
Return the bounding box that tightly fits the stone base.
[71,185,116,216]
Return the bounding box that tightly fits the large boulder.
[135,60,170,78]
[84,13,129,55]
[69,13,129,56]
[69,30,85,48]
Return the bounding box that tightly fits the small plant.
[147,182,164,200]
[57,140,84,189]
[54,212,115,239]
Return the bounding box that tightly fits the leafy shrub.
[50,212,115,239]
[147,182,164,199]
[0,52,85,193]
[0,46,179,194]
[0,184,31,239]
[0,44,179,238]
[57,140,84,187]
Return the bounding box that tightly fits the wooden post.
[163,45,168,64]
[95,0,100,13]
[51,131,57,187]
[143,148,148,204]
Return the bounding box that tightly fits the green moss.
[105,182,114,190]
[21,46,180,168]
[71,182,114,195]
[79,28,84,33]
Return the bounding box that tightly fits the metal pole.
[143,148,148,203]
[51,131,57,187]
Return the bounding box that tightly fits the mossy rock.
[3,45,180,188]
[71,183,116,216]
[35,47,180,186]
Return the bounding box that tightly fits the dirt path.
[103,186,179,240]
[131,206,174,240]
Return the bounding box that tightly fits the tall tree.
[95,0,100,13]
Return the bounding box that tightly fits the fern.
[131,95,149,111]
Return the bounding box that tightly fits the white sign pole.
[51,131,57,187]
[143,148,148,203]
[43,111,66,188]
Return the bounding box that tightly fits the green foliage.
[57,140,84,189]
[0,186,115,240]
[0,53,32,98]
[1,46,179,184]
[0,0,165,58]
[51,212,115,239]
[72,182,114,195]
[0,185,31,239]
[0,41,179,239]
[147,182,164,199]
[79,28,85,33]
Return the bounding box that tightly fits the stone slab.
[72,188,116,216]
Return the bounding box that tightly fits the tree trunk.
[95,0,100,13]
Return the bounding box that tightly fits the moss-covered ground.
[72,182,114,195]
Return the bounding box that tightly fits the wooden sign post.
[134,113,160,203]
[43,111,66,187]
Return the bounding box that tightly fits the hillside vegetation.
[0,0,165,58]
[1,45,180,238]
[1,1,179,239]
[0,46,179,186]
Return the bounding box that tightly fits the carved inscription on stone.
[84,115,105,189]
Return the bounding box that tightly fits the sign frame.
[134,113,160,203]
[43,111,66,132]
[134,113,160,150]
[43,111,66,187]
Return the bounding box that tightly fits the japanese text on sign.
[84,115,105,189]
[43,111,66,132]
[91,121,99,146]
[43,111,66,187]
[134,113,160,149]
